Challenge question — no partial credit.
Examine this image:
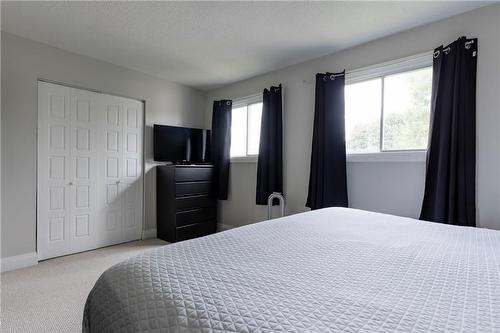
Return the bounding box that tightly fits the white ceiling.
[1,1,493,90]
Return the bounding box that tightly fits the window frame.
[230,93,263,163]
[344,51,433,162]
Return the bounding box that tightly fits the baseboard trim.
[1,252,38,272]
[142,228,157,239]
[218,223,236,232]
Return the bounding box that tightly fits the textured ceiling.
[1,1,493,90]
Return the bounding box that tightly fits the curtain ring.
[330,74,335,81]
[443,46,451,54]
[322,75,327,82]
[433,50,440,58]
[226,101,231,106]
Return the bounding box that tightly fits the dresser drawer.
[175,221,216,241]
[176,181,213,197]
[176,195,215,212]
[175,167,214,182]
[176,207,216,227]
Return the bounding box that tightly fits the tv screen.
[153,124,211,164]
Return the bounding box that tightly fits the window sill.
[229,152,426,164]
[230,156,258,163]
[347,151,427,163]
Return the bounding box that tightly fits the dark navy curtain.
[306,72,348,210]
[420,37,477,226]
[211,100,232,200]
[256,85,283,205]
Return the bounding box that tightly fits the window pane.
[247,102,263,155]
[345,78,382,153]
[383,67,432,151]
[230,106,247,157]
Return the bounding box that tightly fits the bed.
[83,208,500,332]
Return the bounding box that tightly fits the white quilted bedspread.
[83,208,500,332]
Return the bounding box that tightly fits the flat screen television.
[153,124,211,164]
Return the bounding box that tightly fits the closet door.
[38,82,144,260]
[68,88,99,253]
[100,95,125,246]
[38,82,71,260]
[99,95,143,246]
[122,99,143,242]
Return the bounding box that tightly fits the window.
[230,94,263,158]
[345,53,433,154]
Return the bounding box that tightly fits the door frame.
[36,78,147,259]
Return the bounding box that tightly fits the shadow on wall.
[145,125,154,162]
[144,165,158,236]
[144,124,160,236]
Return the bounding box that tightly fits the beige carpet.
[0,239,168,333]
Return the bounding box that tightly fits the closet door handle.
[69,182,74,186]
[116,180,121,184]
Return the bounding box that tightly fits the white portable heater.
[267,192,286,220]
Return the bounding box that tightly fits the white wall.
[205,4,500,230]
[1,32,206,259]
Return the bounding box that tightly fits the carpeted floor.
[0,238,168,333]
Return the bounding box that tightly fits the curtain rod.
[301,72,348,85]
[301,50,433,85]
[435,39,475,58]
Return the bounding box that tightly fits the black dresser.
[156,165,217,242]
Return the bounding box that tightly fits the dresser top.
[157,164,214,168]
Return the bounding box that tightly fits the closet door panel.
[69,88,99,253]
[122,100,143,242]
[99,95,125,246]
[38,82,71,260]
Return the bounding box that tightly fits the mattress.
[83,208,500,332]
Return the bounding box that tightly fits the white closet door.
[38,82,71,260]
[99,94,143,246]
[68,88,99,253]
[38,82,143,260]
[99,95,125,246]
[122,99,143,242]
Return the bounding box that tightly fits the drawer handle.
[178,208,203,214]
[176,181,212,185]
[177,194,209,199]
